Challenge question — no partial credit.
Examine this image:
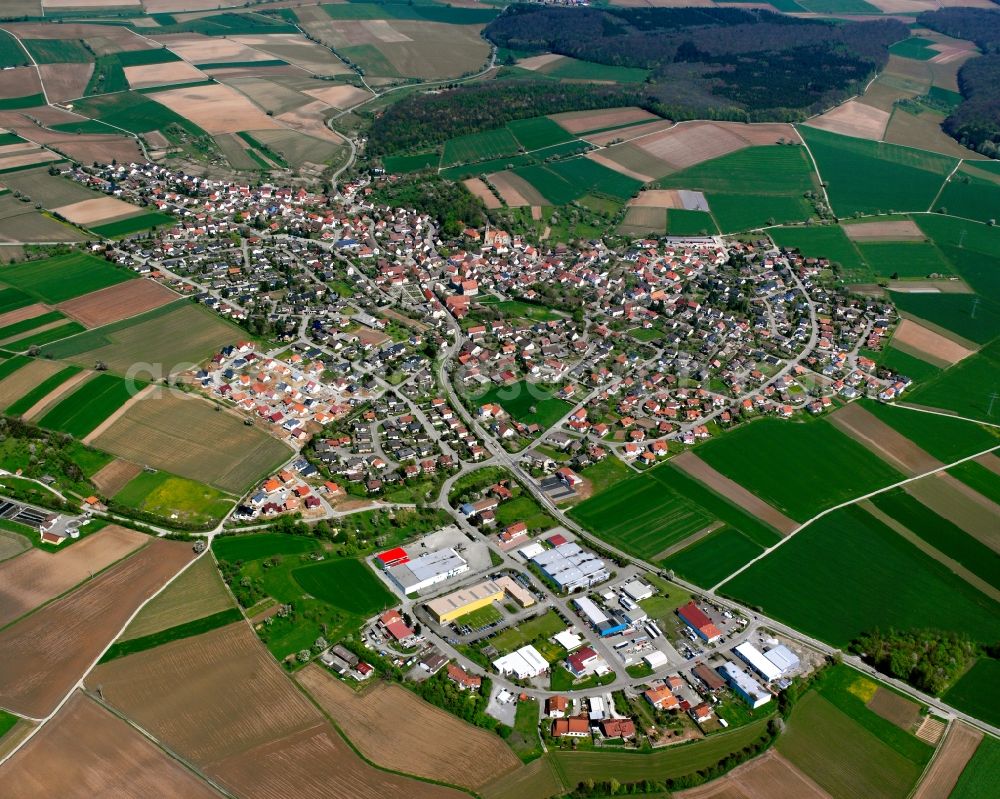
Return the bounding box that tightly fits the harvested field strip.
[90,457,141,496]
[0,692,222,799]
[856,400,999,463]
[37,372,138,439]
[56,279,178,328]
[101,607,243,663]
[828,401,943,476]
[120,553,233,641]
[0,538,194,718]
[0,358,66,409]
[0,524,146,629]
[298,667,522,789]
[4,364,82,416]
[904,472,1000,555]
[913,722,984,799]
[0,353,30,380]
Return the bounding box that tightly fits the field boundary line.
[906,717,953,799]
[894,402,1000,430]
[928,158,963,213]
[794,126,832,211]
[0,26,48,107]
[711,439,1000,591]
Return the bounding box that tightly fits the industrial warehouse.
[425,580,504,624]
[382,546,469,594]
[531,541,609,592]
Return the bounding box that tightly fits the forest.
[850,628,979,695]
[484,5,906,116]
[371,173,486,236]
[921,8,1000,158]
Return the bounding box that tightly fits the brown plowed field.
[52,196,141,226]
[463,177,501,209]
[124,61,206,90]
[57,279,178,327]
[844,220,925,241]
[550,107,656,134]
[828,402,943,476]
[633,121,749,169]
[277,100,344,143]
[0,68,41,101]
[891,319,974,365]
[49,133,144,166]
[0,358,65,408]
[629,189,684,208]
[90,458,142,496]
[673,451,798,534]
[678,750,830,799]
[0,537,192,718]
[905,473,1000,552]
[0,302,48,329]
[298,665,522,789]
[715,121,801,145]
[583,118,673,146]
[0,691,222,799]
[585,150,653,182]
[151,83,282,135]
[806,101,890,141]
[911,721,982,799]
[208,721,467,799]
[489,171,546,207]
[866,687,921,730]
[38,63,93,104]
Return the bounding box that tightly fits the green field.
[506,117,575,152]
[934,243,1000,305]
[666,209,717,236]
[4,365,81,416]
[478,380,572,429]
[0,355,30,381]
[291,558,395,614]
[777,691,921,799]
[541,56,649,84]
[891,291,1000,345]
[857,240,952,280]
[516,157,643,204]
[875,345,941,383]
[6,321,85,350]
[0,94,45,111]
[950,732,1000,799]
[90,211,176,238]
[941,658,1000,728]
[856,399,999,462]
[936,173,1000,225]
[0,287,32,315]
[382,151,440,174]
[799,127,955,216]
[947,459,1000,504]
[22,39,92,64]
[85,55,129,96]
[662,526,764,588]
[0,253,133,303]
[697,418,903,521]
[888,37,938,61]
[72,91,207,137]
[708,193,813,232]
[213,532,320,562]
[320,3,497,23]
[38,373,137,439]
[478,298,562,322]
[443,127,521,167]
[722,504,1000,648]
[489,609,564,654]
[114,470,233,525]
[494,494,556,532]
[0,310,65,342]
[99,609,242,663]
[869,488,1000,589]
[0,30,28,69]
[770,224,870,281]
[906,338,1000,421]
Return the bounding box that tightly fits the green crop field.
[869,488,1000,588]
[21,39,92,65]
[546,157,644,201]
[666,209,717,236]
[213,532,320,562]
[889,37,938,61]
[942,659,1000,728]
[38,373,138,439]
[0,94,45,111]
[0,708,17,740]
[857,400,999,462]
[0,253,134,303]
[935,244,1000,304]
[907,338,1000,421]
[85,55,128,96]
[114,470,233,525]
[6,321,85,350]
[320,3,497,23]
[708,193,812,232]
[90,212,176,238]
[477,380,572,428]
[4,365,81,416]
[948,459,1000,504]
[291,558,395,615]
[115,48,180,67]
[722,504,1000,648]
[662,526,764,587]
[875,345,941,383]
[511,163,577,205]
[697,418,903,521]
[0,30,28,69]
[777,691,921,799]
[796,0,880,10]
[937,172,1000,224]
[770,224,870,281]
[506,117,575,151]
[0,287,32,315]
[891,291,1000,345]
[99,609,242,663]
[443,127,521,167]
[799,127,955,216]
[0,355,30,382]
[541,56,649,84]
[382,151,440,174]
[0,310,65,342]
[950,730,1000,799]
[660,145,817,195]
[72,91,207,137]
[857,240,952,280]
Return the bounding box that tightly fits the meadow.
[770,224,870,281]
[662,526,764,588]
[905,339,1000,423]
[721,505,1000,648]
[658,145,817,195]
[875,345,940,383]
[665,209,716,236]
[113,470,234,526]
[948,459,1000,504]
[383,151,440,174]
[38,373,137,439]
[478,380,572,428]
[442,127,520,167]
[291,559,395,615]
[213,532,320,563]
[541,57,649,84]
[857,241,952,280]
[0,253,134,304]
[936,173,1000,225]
[798,127,955,216]
[942,659,1000,728]
[888,37,937,61]
[0,288,32,315]
[856,399,998,463]
[516,157,643,204]
[696,418,904,521]
[90,212,176,238]
[506,117,574,151]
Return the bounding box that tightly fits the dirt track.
[911,721,983,799]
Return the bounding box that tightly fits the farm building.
[425,580,504,624]
[677,601,722,643]
[493,644,548,680]
[573,596,626,637]
[733,642,782,683]
[385,547,468,594]
[718,662,771,709]
[533,542,609,592]
[495,575,535,608]
[764,644,800,676]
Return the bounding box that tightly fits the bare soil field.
[866,687,921,729]
[0,68,42,101]
[0,301,48,329]
[463,177,500,209]
[57,136,142,168]
[517,53,564,71]
[629,189,685,208]
[277,100,343,143]
[916,715,946,745]
[884,108,980,159]
[585,150,653,182]
[38,63,93,104]
[601,140,677,180]
[231,34,351,76]
[884,279,971,294]
[550,107,657,134]
[904,472,1000,552]
[634,121,749,169]
[0,691,221,799]
[90,457,142,496]
[975,453,1000,476]
[0,538,193,718]
[619,205,666,235]
[891,318,975,365]
[57,279,178,328]
[51,196,141,226]
[22,368,93,421]
[7,23,152,54]
[151,83,281,135]
[298,666,522,789]
[583,118,673,146]
[42,0,140,7]
[844,220,925,240]
[222,76,310,116]
[0,197,86,243]
[144,0,245,10]
[0,148,57,170]
[716,121,801,145]
[121,554,233,640]
[93,389,292,494]
[88,621,324,764]
[828,402,943,475]
[301,83,369,109]
[673,450,798,535]
[124,61,206,90]
[208,721,467,799]
[805,100,891,141]
[911,721,983,799]
[0,358,65,408]
[679,750,830,799]
[155,33,274,65]
[489,171,546,206]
